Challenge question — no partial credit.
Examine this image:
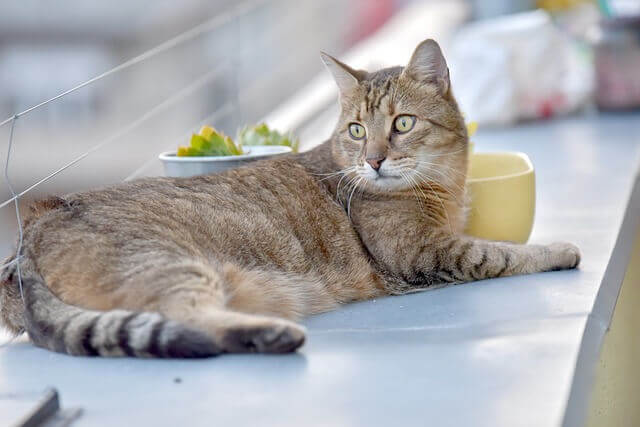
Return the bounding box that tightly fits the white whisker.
[335,171,356,204]
[315,166,356,182]
[406,169,454,233]
[401,171,425,215]
[415,160,466,178]
[422,147,468,158]
[422,178,453,234]
[412,169,464,201]
[347,176,363,219]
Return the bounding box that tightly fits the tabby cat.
[0,39,580,358]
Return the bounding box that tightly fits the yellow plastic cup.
[465,152,535,244]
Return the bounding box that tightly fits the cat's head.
[322,39,467,193]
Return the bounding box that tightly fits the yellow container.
[465,152,535,244]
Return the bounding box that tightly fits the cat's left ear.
[402,39,450,95]
[320,52,364,94]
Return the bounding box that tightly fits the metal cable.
[0,0,267,128]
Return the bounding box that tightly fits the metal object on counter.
[3,388,83,427]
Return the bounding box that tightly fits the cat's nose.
[366,156,386,171]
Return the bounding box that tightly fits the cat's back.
[22,153,366,277]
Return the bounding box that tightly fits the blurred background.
[0,0,639,257]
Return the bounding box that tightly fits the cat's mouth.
[364,172,409,191]
[355,164,412,191]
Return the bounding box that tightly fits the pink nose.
[366,156,386,171]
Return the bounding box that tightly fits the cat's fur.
[0,40,580,357]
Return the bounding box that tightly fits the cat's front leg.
[387,234,581,293]
[430,237,581,284]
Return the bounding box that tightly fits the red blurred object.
[348,0,395,44]
[537,93,567,119]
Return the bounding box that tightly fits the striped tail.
[21,276,220,358]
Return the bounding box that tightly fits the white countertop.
[1,112,639,427]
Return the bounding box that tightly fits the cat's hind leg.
[165,307,306,354]
[220,263,338,319]
[138,260,308,354]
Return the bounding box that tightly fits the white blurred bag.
[449,10,593,126]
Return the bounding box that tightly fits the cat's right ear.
[320,52,363,94]
[402,39,450,95]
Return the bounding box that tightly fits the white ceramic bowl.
[159,145,292,177]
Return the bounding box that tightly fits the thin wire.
[0,255,21,272]
[0,0,318,208]
[123,10,318,183]
[0,117,27,350]
[0,0,268,129]
[0,65,229,210]
[4,116,25,303]
[124,17,304,184]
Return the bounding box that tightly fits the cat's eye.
[348,123,366,140]
[394,115,416,133]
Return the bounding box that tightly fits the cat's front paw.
[548,242,581,270]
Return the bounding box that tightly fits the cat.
[0,39,580,358]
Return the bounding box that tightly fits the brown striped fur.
[0,39,579,357]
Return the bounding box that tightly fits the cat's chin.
[362,174,410,192]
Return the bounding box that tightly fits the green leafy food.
[176,126,244,157]
[176,123,298,157]
[237,123,299,153]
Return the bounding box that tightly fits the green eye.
[394,115,416,133]
[348,123,366,140]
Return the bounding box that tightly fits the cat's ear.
[320,52,363,94]
[402,39,450,95]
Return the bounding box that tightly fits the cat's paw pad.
[222,320,306,354]
[548,242,581,269]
